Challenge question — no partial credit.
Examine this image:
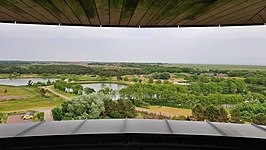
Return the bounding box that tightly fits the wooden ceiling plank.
[250,14,264,23]
[128,0,154,26]
[50,0,80,24]
[182,0,232,25]
[199,0,263,25]
[0,11,17,21]
[258,8,266,22]
[228,14,256,24]
[223,6,265,24]
[65,0,90,25]
[0,15,9,21]
[194,0,249,25]
[217,7,263,25]
[167,0,210,26]
[80,0,100,25]
[209,0,266,25]
[146,0,183,26]
[158,0,197,26]
[109,0,124,25]
[35,0,71,24]
[0,4,29,22]
[138,0,169,26]
[120,0,139,25]
[95,0,109,25]
[0,1,40,22]
[22,0,59,23]
[9,0,51,23]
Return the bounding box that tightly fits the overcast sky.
[0,23,265,65]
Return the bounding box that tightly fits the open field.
[168,64,266,71]
[136,106,192,117]
[0,85,63,112]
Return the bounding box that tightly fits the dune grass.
[137,105,192,117]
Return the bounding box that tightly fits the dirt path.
[6,115,29,124]
[42,86,71,100]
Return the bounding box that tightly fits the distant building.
[173,82,190,86]
[216,74,228,78]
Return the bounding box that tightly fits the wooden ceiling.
[0,0,266,27]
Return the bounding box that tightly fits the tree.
[148,78,154,83]
[84,87,95,95]
[27,80,33,86]
[40,88,47,97]
[53,94,108,120]
[47,79,52,85]
[204,105,220,122]
[98,87,115,96]
[192,104,205,121]
[52,108,63,121]
[230,108,241,123]
[123,77,129,81]
[252,113,266,125]
[218,107,229,122]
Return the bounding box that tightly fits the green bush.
[52,107,63,121]
[36,112,44,121]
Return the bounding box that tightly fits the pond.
[81,83,127,92]
[81,83,127,100]
[0,78,57,86]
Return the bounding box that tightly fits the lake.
[81,83,127,92]
[0,78,57,86]
[81,83,127,100]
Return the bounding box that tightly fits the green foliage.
[148,78,154,83]
[0,113,7,123]
[103,99,136,118]
[230,108,242,123]
[53,94,107,120]
[53,93,136,120]
[151,72,170,79]
[36,112,44,121]
[192,104,229,122]
[98,87,115,96]
[84,87,95,95]
[39,88,47,97]
[204,105,220,122]
[52,108,63,121]
[192,104,205,121]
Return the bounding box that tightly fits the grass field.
[0,85,63,112]
[136,106,192,117]
[168,64,266,71]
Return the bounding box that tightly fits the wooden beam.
[0,4,29,22]
[95,0,109,25]
[128,0,154,26]
[207,0,266,25]
[109,0,124,25]
[65,0,90,25]
[35,0,71,24]
[157,0,195,26]
[8,0,51,23]
[120,0,139,25]
[0,1,40,22]
[146,0,182,26]
[50,0,80,24]
[22,0,59,23]
[80,0,100,25]
[138,0,169,26]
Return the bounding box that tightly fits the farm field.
[169,64,266,71]
[136,106,192,117]
[0,85,63,112]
